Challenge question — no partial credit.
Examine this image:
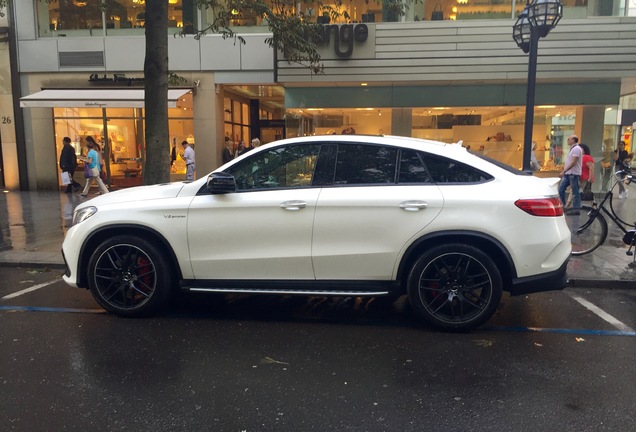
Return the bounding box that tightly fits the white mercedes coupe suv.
[62,135,571,331]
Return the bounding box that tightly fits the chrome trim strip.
[188,288,390,296]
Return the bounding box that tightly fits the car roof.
[227,134,521,178]
[260,134,470,156]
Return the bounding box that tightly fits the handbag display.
[431,4,444,21]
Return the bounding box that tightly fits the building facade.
[1,0,635,191]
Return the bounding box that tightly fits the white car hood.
[80,182,187,207]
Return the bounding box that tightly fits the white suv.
[62,135,571,331]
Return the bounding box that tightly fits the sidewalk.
[1,189,635,289]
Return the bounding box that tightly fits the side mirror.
[207,171,236,194]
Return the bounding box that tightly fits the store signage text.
[312,23,368,58]
[89,73,144,85]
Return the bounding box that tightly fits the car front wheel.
[87,235,173,317]
[407,244,503,331]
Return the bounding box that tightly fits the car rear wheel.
[87,235,173,317]
[407,244,502,331]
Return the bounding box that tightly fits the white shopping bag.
[60,171,72,185]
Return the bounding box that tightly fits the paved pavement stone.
[1,188,635,289]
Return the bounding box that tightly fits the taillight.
[514,197,563,217]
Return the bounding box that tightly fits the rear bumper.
[509,256,569,296]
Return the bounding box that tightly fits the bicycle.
[563,169,636,256]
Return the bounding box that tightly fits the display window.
[224,96,251,154]
[36,0,614,39]
[37,0,195,38]
[285,105,620,172]
[54,102,194,188]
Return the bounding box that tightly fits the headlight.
[73,206,97,225]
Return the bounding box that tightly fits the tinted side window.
[227,144,321,191]
[423,153,493,183]
[334,144,397,185]
[399,150,433,184]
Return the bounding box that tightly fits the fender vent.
[59,51,104,68]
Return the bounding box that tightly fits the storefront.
[20,87,194,188]
[284,103,621,176]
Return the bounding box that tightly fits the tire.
[87,235,174,317]
[564,206,608,256]
[407,244,503,331]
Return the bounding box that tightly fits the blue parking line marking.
[0,305,105,314]
[486,325,636,337]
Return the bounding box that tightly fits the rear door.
[312,144,444,280]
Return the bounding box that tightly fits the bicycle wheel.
[564,206,608,255]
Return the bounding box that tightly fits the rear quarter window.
[422,153,494,184]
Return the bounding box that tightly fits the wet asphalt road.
[0,266,635,432]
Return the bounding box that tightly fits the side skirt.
[180,279,402,297]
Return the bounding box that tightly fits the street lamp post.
[513,0,563,173]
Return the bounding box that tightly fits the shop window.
[37,0,196,38]
[36,0,611,37]
[224,96,251,145]
[53,105,193,188]
[38,0,103,37]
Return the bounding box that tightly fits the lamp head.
[512,7,531,54]
[528,0,563,37]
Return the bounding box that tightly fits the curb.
[567,278,636,289]
[1,260,635,290]
[0,261,66,269]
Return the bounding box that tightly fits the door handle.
[399,200,428,211]
[280,200,307,211]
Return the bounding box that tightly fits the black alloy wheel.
[87,235,173,317]
[407,244,503,331]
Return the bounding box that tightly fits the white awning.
[20,88,192,109]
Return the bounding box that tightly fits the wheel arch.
[76,224,182,289]
[396,231,516,293]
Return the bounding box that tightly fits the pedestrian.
[558,134,582,210]
[579,144,595,201]
[238,139,253,156]
[601,139,614,187]
[180,140,196,181]
[554,144,563,165]
[251,137,261,148]
[170,139,177,166]
[579,143,595,193]
[530,141,541,171]
[81,138,109,197]
[222,136,234,164]
[614,140,631,199]
[59,136,81,193]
